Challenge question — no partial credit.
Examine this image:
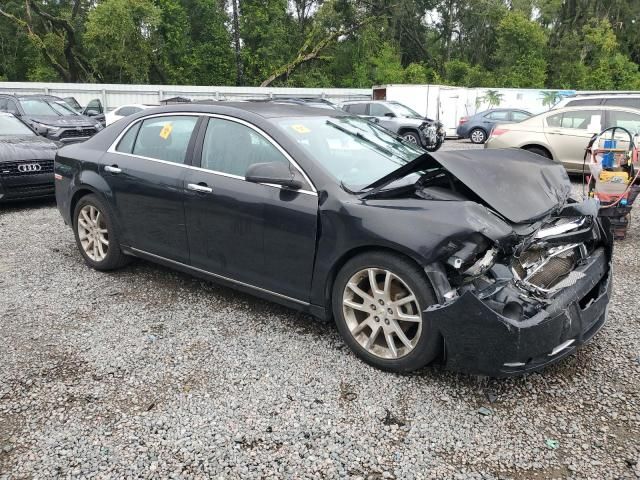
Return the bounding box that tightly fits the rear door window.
[131,116,198,164]
[116,122,142,153]
[511,111,531,121]
[345,103,368,115]
[548,110,602,130]
[485,111,510,121]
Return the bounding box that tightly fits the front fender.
[310,197,515,309]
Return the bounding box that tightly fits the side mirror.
[384,112,396,118]
[245,162,303,189]
[85,109,99,116]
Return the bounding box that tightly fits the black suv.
[0,94,103,143]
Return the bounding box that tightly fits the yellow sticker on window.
[291,124,310,134]
[159,123,173,139]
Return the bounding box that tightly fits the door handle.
[104,165,122,174]
[187,183,213,194]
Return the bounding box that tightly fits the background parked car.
[0,112,57,201]
[0,94,104,143]
[484,105,640,173]
[457,108,532,144]
[341,100,445,151]
[552,93,640,111]
[63,97,106,126]
[105,104,155,126]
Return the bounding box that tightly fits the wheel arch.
[521,144,553,159]
[322,245,431,321]
[68,182,122,238]
[397,127,421,137]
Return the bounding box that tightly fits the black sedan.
[54,103,613,376]
[0,113,57,201]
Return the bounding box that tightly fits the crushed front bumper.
[428,246,612,376]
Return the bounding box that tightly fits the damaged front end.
[427,199,613,376]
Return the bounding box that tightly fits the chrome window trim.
[106,112,318,196]
[129,247,309,306]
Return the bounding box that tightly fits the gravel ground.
[1,140,639,479]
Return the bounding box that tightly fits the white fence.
[0,82,371,111]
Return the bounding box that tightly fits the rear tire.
[73,194,130,271]
[469,128,487,144]
[523,146,552,159]
[332,251,441,373]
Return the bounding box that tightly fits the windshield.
[277,116,425,189]
[387,102,423,119]
[19,98,78,116]
[0,116,35,136]
[63,97,82,111]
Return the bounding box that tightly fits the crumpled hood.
[430,149,571,224]
[0,135,59,162]
[364,148,571,224]
[26,115,98,128]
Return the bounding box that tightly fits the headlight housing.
[31,122,60,135]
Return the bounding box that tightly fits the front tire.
[332,251,441,372]
[73,194,130,271]
[469,128,487,144]
[402,131,421,146]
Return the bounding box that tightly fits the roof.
[144,101,349,119]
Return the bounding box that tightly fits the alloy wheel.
[342,268,422,359]
[403,133,419,144]
[470,129,486,143]
[77,204,109,262]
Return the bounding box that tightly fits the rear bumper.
[456,126,469,138]
[0,173,54,201]
[428,245,612,377]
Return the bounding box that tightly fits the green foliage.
[0,0,639,89]
[84,0,161,83]
[493,11,547,88]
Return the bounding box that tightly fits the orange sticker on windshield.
[159,123,173,139]
[291,124,310,134]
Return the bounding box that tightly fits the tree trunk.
[231,0,244,86]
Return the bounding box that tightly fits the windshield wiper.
[325,120,394,157]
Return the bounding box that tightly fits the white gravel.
[1,140,639,479]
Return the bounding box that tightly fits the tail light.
[490,128,509,137]
[458,116,468,126]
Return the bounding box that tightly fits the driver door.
[184,117,318,302]
[369,103,396,131]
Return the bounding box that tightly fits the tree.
[84,0,161,83]
[493,11,547,88]
[540,91,561,108]
[0,0,95,82]
[476,89,503,109]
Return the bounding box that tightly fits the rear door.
[184,116,318,302]
[482,110,510,133]
[544,110,604,172]
[103,114,200,263]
